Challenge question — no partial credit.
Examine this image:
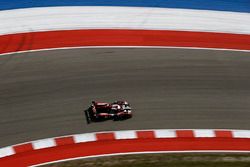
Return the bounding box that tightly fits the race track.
[0,48,250,147]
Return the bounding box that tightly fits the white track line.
[31,150,250,167]
[1,46,250,57]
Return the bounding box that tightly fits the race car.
[85,101,132,123]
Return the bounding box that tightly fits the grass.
[43,153,250,167]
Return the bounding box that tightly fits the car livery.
[85,101,132,123]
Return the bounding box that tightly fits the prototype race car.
[85,101,132,123]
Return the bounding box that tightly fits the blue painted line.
[0,0,250,12]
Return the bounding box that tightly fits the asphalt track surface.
[0,48,250,147]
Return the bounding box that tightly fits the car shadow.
[84,109,91,124]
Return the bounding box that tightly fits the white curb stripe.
[73,133,96,143]
[194,130,215,137]
[115,130,137,139]
[32,139,56,150]
[0,147,15,158]
[232,130,250,138]
[1,129,250,159]
[154,129,176,138]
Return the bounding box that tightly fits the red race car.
[85,101,132,123]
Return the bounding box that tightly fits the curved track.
[0,48,250,147]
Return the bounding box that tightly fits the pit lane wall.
[0,0,250,54]
[0,129,250,167]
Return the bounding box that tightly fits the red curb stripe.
[96,133,115,141]
[136,131,155,139]
[176,130,194,138]
[2,138,250,167]
[1,129,250,167]
[0,29,250,55]
[215,130,233,138]
[55,137,74,146]
[13,143,33,154]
